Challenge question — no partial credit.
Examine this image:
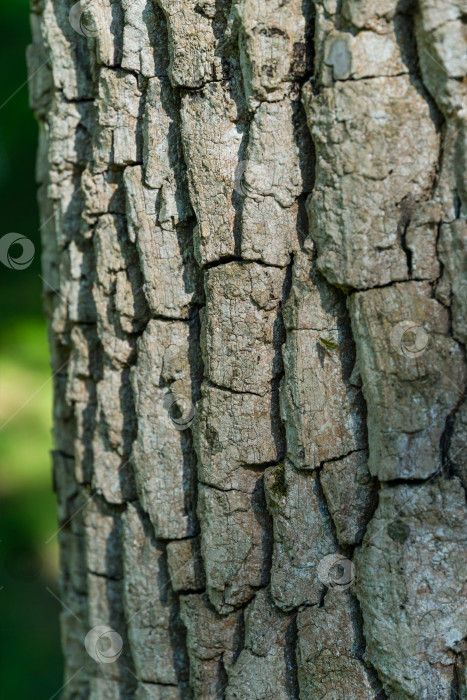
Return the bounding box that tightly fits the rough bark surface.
[28,0,467,698]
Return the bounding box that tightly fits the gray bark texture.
[28,0,467,698]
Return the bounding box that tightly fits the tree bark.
[28,0,467,698]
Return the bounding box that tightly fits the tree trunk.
[28,0,467,698]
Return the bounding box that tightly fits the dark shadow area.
[0,489,62,698]
[250,475,273,588]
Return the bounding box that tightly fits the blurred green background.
[0,1,62,697]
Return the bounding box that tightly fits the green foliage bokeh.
[0,1,62,697]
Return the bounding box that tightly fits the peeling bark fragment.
[167,536,206,592]
[72,381,97,485]
[180,593,242,699]
[415,0,467,215]
[42,0,93,100]
[122,503,189,686]
[81,167,126,220]
[91,431,135,505]
[243,98,311,208]
[156,0,231,88]
[281,327,366,469]
[450,401,467,491]
[92,363,137,503]
[341,0,406,31]
[264,460,336,610]
[241,196,303,268]
[59,515,87,594]
[297,591,375,699]
[84,0,124,67]
[202,262,286,395]
[232,0,311,107]
[87,572,134,684]
[199,477,272,614]
[27,14,53,115]
[93,213,147,366]
[319,28,407,86]
[225,589,294,700]
[282,242,342,331]
[62,240,96,327]
[415,1,467,119]
[142,77,190,212]
[131,319,201,539]
[96,68,143,167]
[181,80,246,265]
[405,200,442,281]
[240,96,312,266]
[124,166,201,318]
[281,247,366,468]
[438,221,467,346]
[321,451,378,547]
[84,497,122,579]
[431,120,464,223]
[53,450,78,523]
[47,95,93,169]
[355,478,467,699]
[193,382,284,491]
[349,282,466,481]
[46,173,88,252]
[122,0,165,77]
[303,75,439,289]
